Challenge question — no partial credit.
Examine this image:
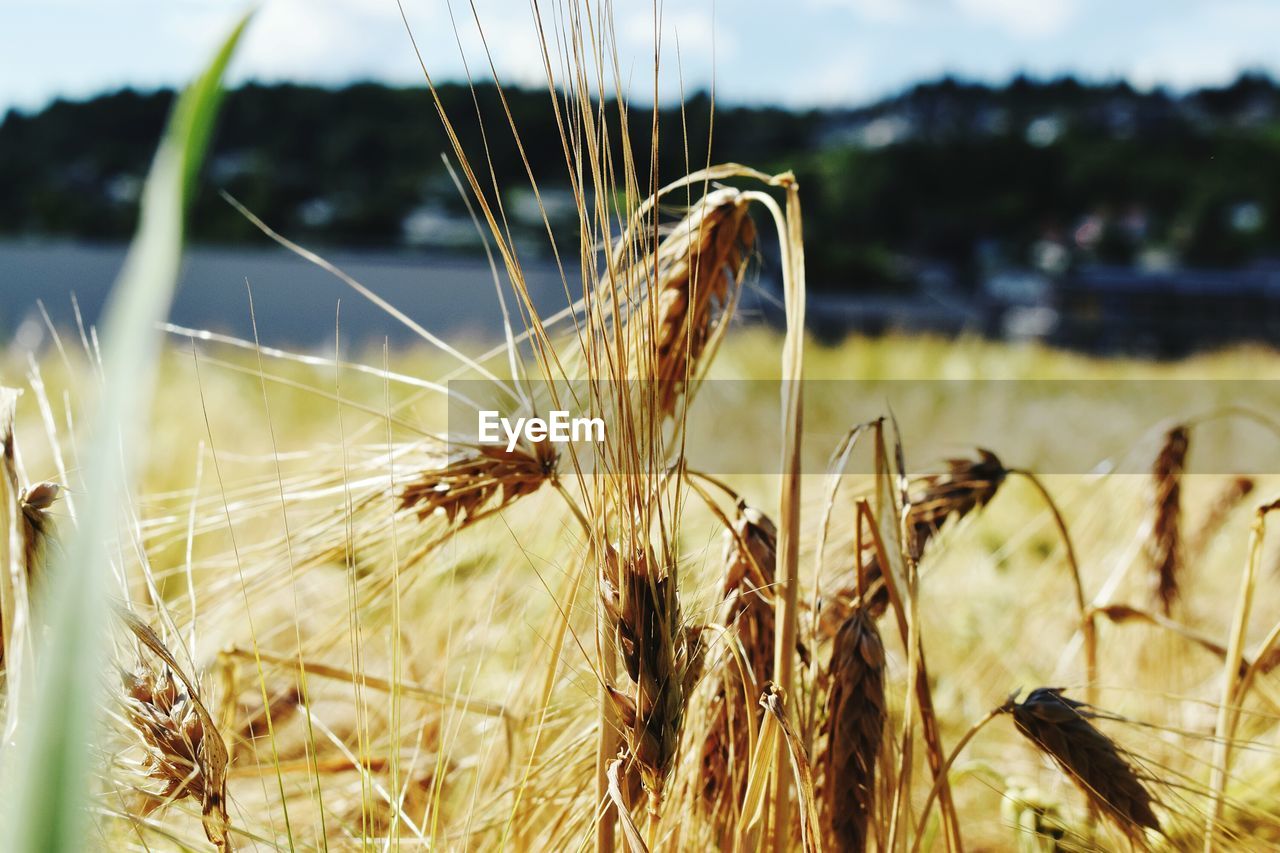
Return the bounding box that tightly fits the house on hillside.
[1051,264,1280,355]
[984,263,1280,355]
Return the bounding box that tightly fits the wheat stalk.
[1206,498,1280,850]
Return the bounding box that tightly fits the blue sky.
[5,1,1280,114]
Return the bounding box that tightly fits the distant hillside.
[6,74,1280,292]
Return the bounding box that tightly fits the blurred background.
[5,0,1280,356]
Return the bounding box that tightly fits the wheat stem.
[1205,499,1280,851]
[738,179,806,852]
[1012,470,1097,705]
[909,704,1006,853]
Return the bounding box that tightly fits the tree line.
[5,73,1280,292]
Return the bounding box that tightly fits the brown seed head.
[119,611,231,849]
[1147,426,1188,615]
[399,444,550,526]
[697,503,777,816]
[19,481,59,576]
[1010,688,1160,842]
[634,188,755,419]
[820,607,886,853]
[602,544,687,806]
[123,664,231,849]
[825,448,1007,632]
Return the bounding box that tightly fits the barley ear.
[698,502,777,819]
[629,188,755,421]
[399,443,551,528]
[819,607,886,853]
[1147,426,1188,615]
[604,545,687,817]
[825,448,1006,634]
[1011,688,1160,844]
[118,609,232,850]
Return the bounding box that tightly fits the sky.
[4,0,1280,114]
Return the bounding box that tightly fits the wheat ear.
[118,610,232,850]
[1011,688,1160,844]
[698,501,777,821]
[399,443,551,527]
[819,607,886,852]
[602,543,689,820]
[1147,425,1188,615]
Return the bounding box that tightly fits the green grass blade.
[1,14,251,852]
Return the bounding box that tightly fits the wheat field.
[6,330,1280,851]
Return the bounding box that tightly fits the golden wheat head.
[399,443,551,526]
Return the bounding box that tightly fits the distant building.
[1049,264,1280,355]
[978,261,1280,355]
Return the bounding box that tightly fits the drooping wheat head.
[398,443,552,527]
[906,448,1008,544]
[1010,688,1160,844]
[825,448,1007,631]
[119,614,231,850]
[623,187,755,420]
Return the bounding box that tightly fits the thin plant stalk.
[1012,470,1097,706]
[909,705,1006,853]
[1205,499,1280,851]
[856,498,962,851]
[867,421,963,851]
[738,179,806,851]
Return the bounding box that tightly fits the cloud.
[954,0,1078,39]
[615,5,735,98]
[796,52,875,107]
[801,0,922,23]
[1125,1,1280,90]
[242,0,422,82]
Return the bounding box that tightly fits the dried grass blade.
[761,687,821,853]
[607,758,651,853]
[1206,498,1280,850]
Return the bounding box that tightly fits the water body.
[1,240,582,352]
